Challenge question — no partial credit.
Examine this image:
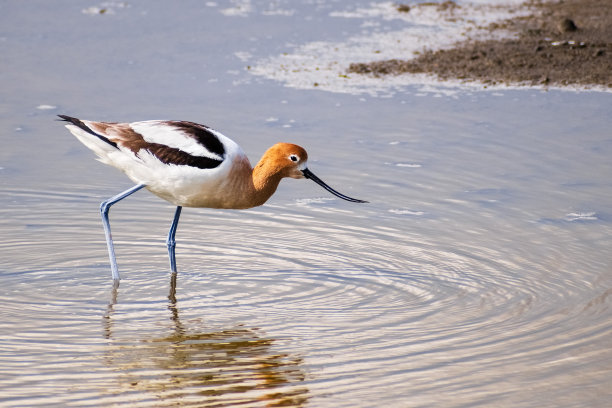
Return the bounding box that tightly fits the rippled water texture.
[1,1,612,407]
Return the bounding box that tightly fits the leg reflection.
[101,272,309,407]
[167,272,185,336]
[102,280,120,340]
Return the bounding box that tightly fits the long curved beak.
[302,168,368,203]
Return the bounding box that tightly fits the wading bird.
[59,115,366,280]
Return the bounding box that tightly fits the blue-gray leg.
[100,184,147,281]
[166,206,182,273]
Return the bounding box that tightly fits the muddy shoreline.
[348,0,612,88]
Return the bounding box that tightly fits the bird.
[59,115,367,280]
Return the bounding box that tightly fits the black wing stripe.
[145,143,223,170]
[165,121,226,158]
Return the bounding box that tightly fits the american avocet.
[59,115,366,280]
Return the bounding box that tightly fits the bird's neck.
[249,159,284,207]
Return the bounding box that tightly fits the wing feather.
[61,116,229,170]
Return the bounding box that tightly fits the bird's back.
[61,116,254,208]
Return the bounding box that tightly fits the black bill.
[302,168,368,203]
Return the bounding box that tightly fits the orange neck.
[248,157,284,207]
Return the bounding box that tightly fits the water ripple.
[1,186,611,407]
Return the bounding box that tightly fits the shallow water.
[1,1,611,407]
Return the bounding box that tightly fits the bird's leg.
[166,206,182,273]
[100,183,147,281]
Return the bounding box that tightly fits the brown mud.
[348,0,612,88]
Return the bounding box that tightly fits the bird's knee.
[100,200,114,216]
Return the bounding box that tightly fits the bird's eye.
[289,154,299,162]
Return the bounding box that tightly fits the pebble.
[558,18,577,32]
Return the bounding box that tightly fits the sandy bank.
[348,0,611,88]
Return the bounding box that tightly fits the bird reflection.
[103,275,309,407]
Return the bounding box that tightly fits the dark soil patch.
[348,0,612,88]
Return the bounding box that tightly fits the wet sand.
[348,0,612,88]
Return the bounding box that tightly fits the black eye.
[289,155,298,162]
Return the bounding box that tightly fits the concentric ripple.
[2,183,611,407]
